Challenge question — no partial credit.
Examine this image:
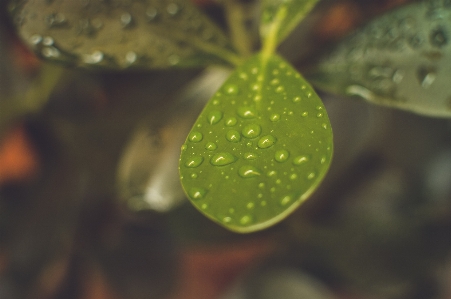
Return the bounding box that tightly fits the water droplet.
[261,200,267,206]
[280,195,291,206]
[267,170,277,177]
[258,182,265,188]
[223,216,232,223]
[181,144,187,151]
[290,173,298,180]
[146,7,159,21]
[275,150,289,162]
[120,13,134,28]
[270,78,280,85]
[208,110,223,125]
[83,51,104,64]
[210,153,237,166]
[185,156,204,168]
[125,51,137,65]
[293,155,309,165]
[275,86,284,93]
[418,67,437,89]
[270,114,280,122]
[45,13,67,28]
[224,84,239,95]
[189,131,203,142]
[240,215,252,225]
[168,54,180,65]
[239,72,248,80]
[258,135,276,149]
[30,34,42,45]
[191,173,198,179]
[189,187,206,200]
[239,165,261,178]
[201,203,208,210]
[301,111,309,117]
[237,107,257,119]
[307,172,316,180]
[42,46,60,58]
[205,142,217,151]
[226,130,241,142]
[430,27,448,47]
[242,124,262,139]
[293,96,301,103]
[225,117,237,126]
[244,152,257,160]
[246,202,255,209]
[167,3,181,15]
[317,113,323,118]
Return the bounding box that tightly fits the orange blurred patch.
[0,125,39,184]
[315,2,362,41]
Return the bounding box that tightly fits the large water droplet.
[430,27,448,47]
[238,165,261,178]
[210,153,237,166]
[242,124,262,139]
[240,215,252,225]
[189,131,203,142]
[293,155,309,165]
[226,130,241,142]
[205,142,217,151]
[258,135,276,149]
[189,187,206,199]
[225,117,237,127]
[185,156,204,168]
[208,110,223,125]
[237,107,257,119]
[275,150,289,162]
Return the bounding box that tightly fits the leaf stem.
[261,5,287,61]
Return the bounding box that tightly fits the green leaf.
[260,0,319,54]
[179,53,333,233]
[9,0,242,69]
[307,1,451,118]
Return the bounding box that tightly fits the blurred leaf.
[260,0,319,52]
[9,0,242,69]
[179,53,333,233]
[308,0,451,118]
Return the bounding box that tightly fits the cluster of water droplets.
[312,0,451,117]
[11,0,233,68]
[180,56,332,229]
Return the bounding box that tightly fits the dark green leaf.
[179,54,333,233]
[9,0,241,69]
[308,1,451,117]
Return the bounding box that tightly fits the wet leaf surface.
[179,53,333,233]
[9,0,240,69]
[308,0,451,117]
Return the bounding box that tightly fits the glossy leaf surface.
[9,0,240,69]
[260,0,319,48]
[179,54,333,233]
[308,0,451,118]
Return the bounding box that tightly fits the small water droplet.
[83,51,104,64]
[210,153,237,166]
[223,216,232,223]
[430,27,448,47]
[125,51,137,65]
[293,96,301,103]
[240,215,252,225]
[213,99,220,105]
[189,131,203,142]
[290,173,298,180]
[307,172,316,180]
[317,113,323,118]
[45,13,67,28]
[244,152,257,160]
[191,173,198,179]
[246,202,255,209]
[146,7,159,21]
[225,84,239,95]
[242,124,262,139]
[167,3,181,16]
[239,165,261,178]
[42,46,60,58]
[258,135,276,149]
[185,156,204,168]
[181,144,187,151]
[301,111,309,117]
[168,54,180,65]
[237,107,257,119]
[207,110,223,125]
[258,182,265,188]
[270,114,280,122]
[293,155,309,165]
[225,117,237,126]
[418,67,437,89]
[205,142,217,151]
[30,34,42,45]
[280,195,291,206]
[226,130,241,142]
[275,86,284,93]
[270,78,280,85]
[275,150,289,162]
[239,72,248,80]
[201,203,208,210]
[189,187,206,200]
[120,13,134,28]
[267,170,277,177]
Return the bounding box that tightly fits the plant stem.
[261,5,287,61]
